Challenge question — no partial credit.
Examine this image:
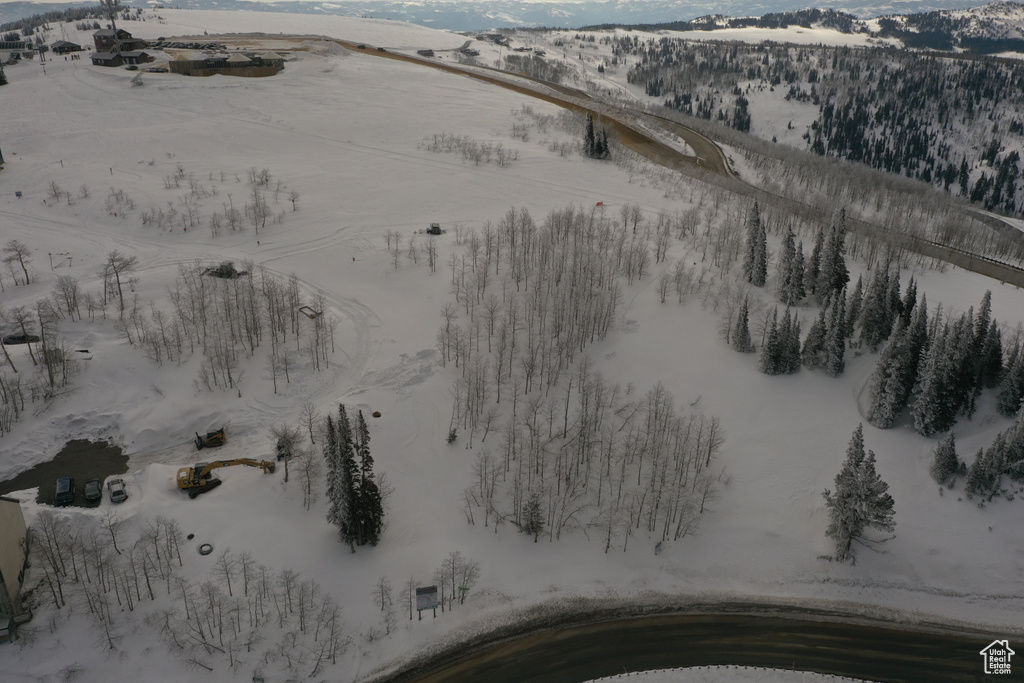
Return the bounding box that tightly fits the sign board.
[416,585,439,612]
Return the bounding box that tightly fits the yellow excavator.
[177,459,276,498]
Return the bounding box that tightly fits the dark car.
[125,64,139,71]
[377,47,386,52]
[84,478,102,503]
[107,478,128,503]
[55,476,75,506]
[357,44,366,49]
[2,333,40,345]
[427,222,442,235]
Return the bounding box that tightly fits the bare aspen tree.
[102,250,138,318]
[3,240,32,285]
[300,400,320,444]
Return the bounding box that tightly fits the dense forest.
[619,37,1024,217]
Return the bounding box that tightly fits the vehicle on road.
[107,477,128,503]
[84,478,102,503]
[54,476,75,506]
[427,222,442,235]
[357,44,366,49]
[377,47,386,52]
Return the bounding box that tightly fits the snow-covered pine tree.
[868,318,911,428]
[823,424,895,562]
[930,432,959,484]
[824,291,847,377]
[816,212,849,303]
[801,307,828,369]
[743,203,767,287]
[844,274,863,341]
[324,414,342,529]
[900,277,918,327]
[778,308,801,374]
[584,113,595,157]
[355,410,384,546]
[912,323,950,437]
[776,227,796,304]
[521,491,544,542]
[858,268,890,351]
[337,405,360,551]
[996,339,1024,417]
[806,227,824,297]
[977,319,1003,390]
[732,296,755,353]
[758,307,780,374]
[884,269,902,335]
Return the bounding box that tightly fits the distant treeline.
[582,6,1024,56]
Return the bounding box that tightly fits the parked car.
[2,333,40,345]
[357,44,366,49]
[427,222,442,235]
[54,476,75,506]
[84,478,102,503]
[377,47,386,52]
[106,478,128,503]
[125,64,138,70]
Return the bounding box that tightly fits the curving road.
[329,39,1024,288]
[378,608,1010,683]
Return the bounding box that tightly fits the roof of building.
[120,50,149,58]
[260,51,284,60]
[226,53,251,63]
[91,52,120,60]
[52,40,81,49]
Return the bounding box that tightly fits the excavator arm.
[177,458,276,498]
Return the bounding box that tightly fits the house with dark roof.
[93,28,146,53]
[51,40,83,55]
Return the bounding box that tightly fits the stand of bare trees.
[114,261,334,393]
[30,511,348,677]
[439,204,727,549]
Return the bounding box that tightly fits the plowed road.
[334,40,1024,289]
[379,610,1013,682]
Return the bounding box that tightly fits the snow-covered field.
[1,8,1023,683]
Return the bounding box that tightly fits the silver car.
[106,478,128,503]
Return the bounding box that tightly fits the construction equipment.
[195,427,226,450]
[176,459,276,498]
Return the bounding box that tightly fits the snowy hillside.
[1,8,1023,683]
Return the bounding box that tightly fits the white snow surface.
[589,668,872,683]
[1,8,1023,683]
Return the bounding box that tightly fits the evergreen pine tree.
[964,447,990,498]
[792,241,806,302]
[806,227,824,296]
[978,319,1003,390]
[996,340,1024,417]
[337,405,360,551]
[355,410,384,546]
[776,227,796,304]
[758,307,780,375]
[912,325,951,437]
[801,307,828,368]
[868,319,910,428]
[732,297,755,353]
[0,66,7,87]
[930,432,959,484]
[823,424,896,562]
[844,275,863,340]
[858,268,890,351]
[521,491,545,542]
[783,312,802,374]
[584,113,595,157]
[824,292,847,377]
[743,203,767,287]
[900,277,918,327]
[324,414,343,529]
[884,269,902,335]
[598,128,610,159]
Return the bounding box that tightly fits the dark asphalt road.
[380,611,1018,683]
